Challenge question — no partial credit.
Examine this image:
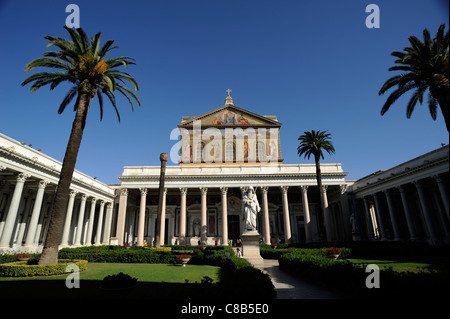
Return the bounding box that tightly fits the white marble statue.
[242,187,261,231]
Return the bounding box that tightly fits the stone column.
[373,193,387,240]
[0,173,30,249]
[321,185,333,241]
[137,188,147,246]
[363,197,375,240]
[74,194,87,246]
[102,202,113,244]
[159,188,167,246]
[397,185,416,241]
[24,180,50,249]
[384,190,401,241]
[116,188,128,245]
[95,201,105,245]
[200,187,208,245]
[179,187,187,244]
[413,180,439,244]
[433,175,449,219]
[220,187,229,245]
[280,186,291,243]
[300,185,312,243]
[86,198,97,245]
[260,186,270,244]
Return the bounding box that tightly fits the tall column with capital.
[260,186,270,244]
[280,186,291,243]
[300,186,312,243]
[74,194,87,246]
[116,188,128,245]
[137,188,147,246]
[24,180,50,249]
[86,198,97,245]
[95,201,105,245]
[397,185,416,241]
[413,180,439,244]
[102,202,113,244]
[373,193,387,240]
[0,173,30,249]
[363,197,375,240]
[384,190,401,241]
[179,187,187,244]
[220,187,229,245]
[433,175,449,219]
[200,187,208,245]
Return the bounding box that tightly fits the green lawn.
[0,263,221,283]
[347,258,438,273]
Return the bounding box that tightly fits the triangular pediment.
[178,104,281,128]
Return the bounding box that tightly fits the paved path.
[255,259,343,299]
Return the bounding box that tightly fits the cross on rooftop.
[226,88,232,96]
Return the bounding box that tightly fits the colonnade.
[115,184,342,246]
[0,170,114,252]
[352,174,449,244]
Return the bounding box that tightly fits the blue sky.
[0,0,448,184]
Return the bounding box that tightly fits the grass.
[0,263,220,283]
[346,255,448,273]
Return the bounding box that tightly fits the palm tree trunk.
[38,88,92,265]
[314,155,326,241]
[431,75,449,132]
[437,95,449,133]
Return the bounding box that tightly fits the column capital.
[240,186,248,194]
[139,188,148,196]
[299,185,308,193]
[280,186,289,194]
[91,197,97,204]
[321,185,328,193]
[432,174,443,183]
[179,187,188,195]
[69,190,78,198]
[107,202,113,209]
[17,173,31,183]
[220,187,228,195]
[200,187,208,195]
[81,194,87,201]
[100,200,105,206]
[38,180,50,189]
[260,186,269,194]
[120,188,128,196]
[339,184,348,194]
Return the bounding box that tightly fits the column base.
[240,231,264,267]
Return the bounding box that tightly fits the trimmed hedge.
[259,244,352,260]
[0,259,88,277]
[278,249,449,298]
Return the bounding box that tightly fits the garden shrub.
[0,259,88,277]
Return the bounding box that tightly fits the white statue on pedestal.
[242,187,261,231]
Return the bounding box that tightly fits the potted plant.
[177,254,192,267]
[124,243,131,249]
[15,253,31,261]
[325,248,341,260]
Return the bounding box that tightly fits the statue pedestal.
[240,231,264,267]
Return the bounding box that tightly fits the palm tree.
[379,24,449,132]
[297,130,335,241]
[22,26,140,264]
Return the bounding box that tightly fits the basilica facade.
[0,92,448,253]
